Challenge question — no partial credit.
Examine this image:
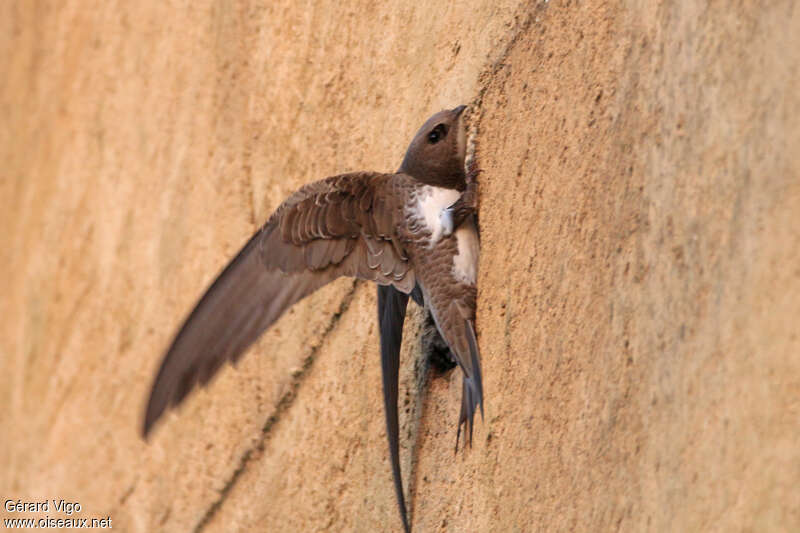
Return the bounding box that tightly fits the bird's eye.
[427,124,447,144]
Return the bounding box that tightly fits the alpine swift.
[143,105,483,533]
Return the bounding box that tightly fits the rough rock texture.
[2,1,798,531]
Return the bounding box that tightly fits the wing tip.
[377,285,413,533]
[141,419,154,440]
[141,393,165,440]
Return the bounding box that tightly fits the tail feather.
[455,318,483,451]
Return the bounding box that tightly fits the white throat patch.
[411,186,461,245]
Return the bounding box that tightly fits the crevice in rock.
[470,1,547,129]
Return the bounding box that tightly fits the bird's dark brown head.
[399,105,468,189]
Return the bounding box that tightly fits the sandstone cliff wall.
[2,1,798,531]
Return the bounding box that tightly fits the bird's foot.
[466,157,482,184]
[441,166,479,236]
[440,207,455,236]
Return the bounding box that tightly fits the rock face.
[2,1,798,531]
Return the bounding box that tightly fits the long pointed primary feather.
[143,229,339,436]
[377,285,411,533]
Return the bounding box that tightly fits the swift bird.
[143,105,483,533]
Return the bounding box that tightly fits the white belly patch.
[452,219,479,285]
[411,186,460,244]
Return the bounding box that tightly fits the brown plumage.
[143,106,482,533]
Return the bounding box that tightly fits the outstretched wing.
[143,172,414,436]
